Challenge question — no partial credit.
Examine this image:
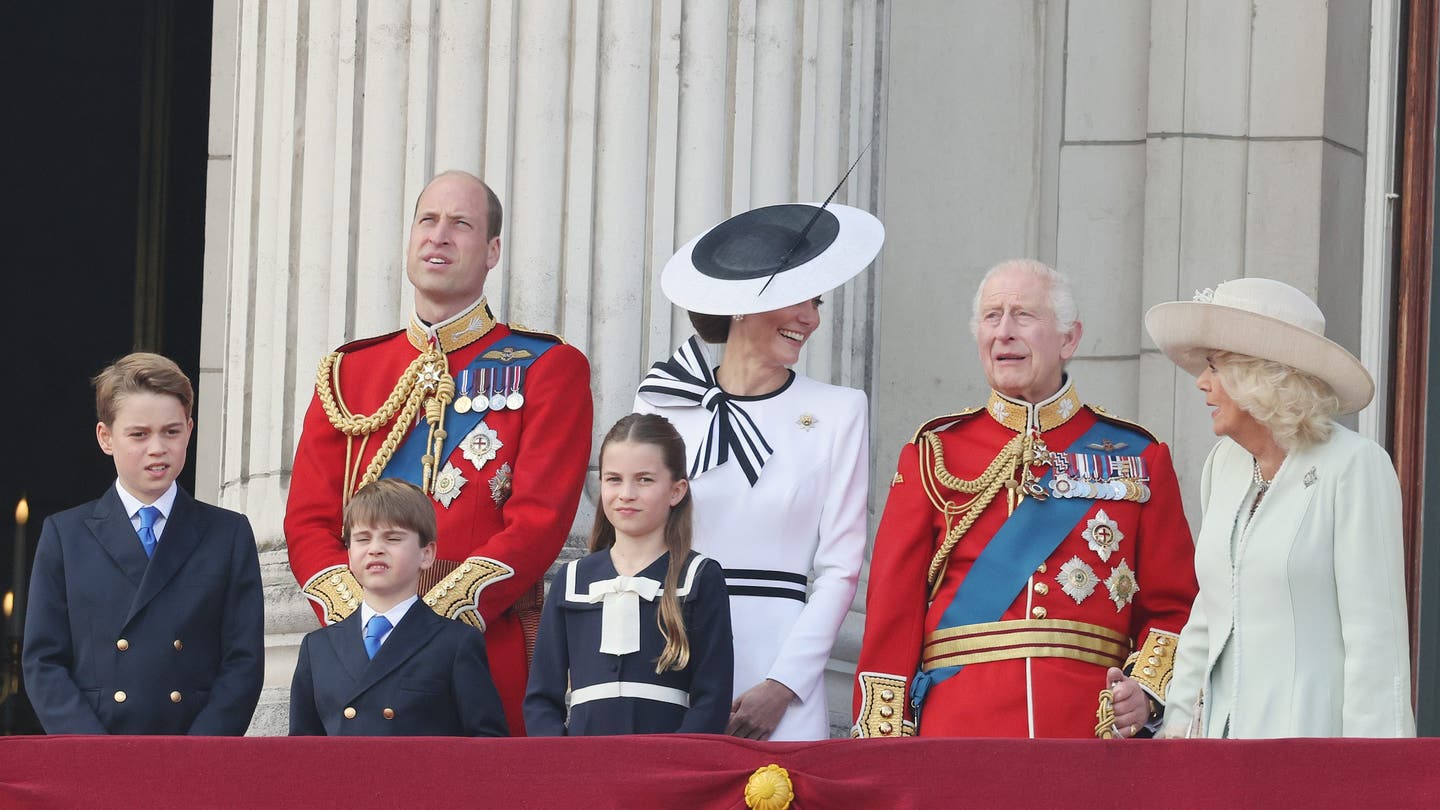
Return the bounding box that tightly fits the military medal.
[461,421,503,470]
[489,461,514,506]
[1103,559,1139,611]
[1082,509,1123,562]
[432,462,467,508]
[488,366,508,411]
[453,369,474,414]
[472,368,490,413]
[505,366,525,410]
[1057,555,1099,604]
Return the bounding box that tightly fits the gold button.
[1156,637,1170,646]
[1036,563,1047,574]
[330,574,343,585]
[383,708,395,720]
[1147,656,1160,666]
[880,689,895,702]
[1033,582,1049,595]
[173,639,184,651]
[170,691,183,704]
[1153,646,1165,655]
[114,691,127,703]
[1142,667,1156,676]
[879,706,894,718]
[343,707,357,719]
[1031,606,1047,619]
[879,721,893,735]
[116,639,129,651]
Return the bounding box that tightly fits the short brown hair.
[688,311,732,343]
[343,479,437,547]
[92,352,195,425]
[421,170,504,241]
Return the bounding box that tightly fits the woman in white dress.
[635,201,883,740]
[1145,278,1414,738]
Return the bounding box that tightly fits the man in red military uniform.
[854,259,1196,739]
[285,171,592,736]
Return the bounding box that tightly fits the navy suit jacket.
[22,486,265,735]
[289,598,508,736]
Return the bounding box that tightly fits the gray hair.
[969,258,1079,338]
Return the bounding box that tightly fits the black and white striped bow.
[636,336,774,487]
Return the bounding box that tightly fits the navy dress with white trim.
[523,549,733,735]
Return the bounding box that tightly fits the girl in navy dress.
[524,413,734,735]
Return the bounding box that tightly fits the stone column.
[1138,0,1375,521]
[202,0,885,736]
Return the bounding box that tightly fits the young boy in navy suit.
[23,353,264,734]
[288,478,508,736]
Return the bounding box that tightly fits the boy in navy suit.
[23,353,264,734]
[288,478,507,735]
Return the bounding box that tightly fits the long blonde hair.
[589,413,696,673]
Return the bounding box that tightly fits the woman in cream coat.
[1145,278,1414,738]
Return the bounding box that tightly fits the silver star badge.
[1103,559,1139,612]
[432,462,467,508]
[461,421,503,470]
[1056,556,1099,605]
[1082,509,1123,562]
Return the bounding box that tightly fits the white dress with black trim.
[523,549,733,736]
[635,356,869,740]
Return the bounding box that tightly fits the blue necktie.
[364,615,392,659]
[137,506,162,558]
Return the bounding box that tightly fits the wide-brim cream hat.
[1144,277,1374,414]
[661,203,884,315]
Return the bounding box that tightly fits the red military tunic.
[854,381,1196,738]
[285,297,592,736]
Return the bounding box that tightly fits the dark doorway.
[1,0,213,733]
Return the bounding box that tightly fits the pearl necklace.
[1251,458,1272,491]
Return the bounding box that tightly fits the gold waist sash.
[922,618,1129,671]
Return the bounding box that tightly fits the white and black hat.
[660,202,884,316]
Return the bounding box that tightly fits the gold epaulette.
[1086,404,1161,443]
[908,407,983,444]
[422,556,516,631]
[508,323,567,345]
[301,565,363,625]
[1124,628,1181,703]
[852,672,914,738]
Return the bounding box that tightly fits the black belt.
[724,568,808,603]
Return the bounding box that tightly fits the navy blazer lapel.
[84,488,149,588]
[325,612,372,685]
[129,488,207,623]
[351,605,447,697]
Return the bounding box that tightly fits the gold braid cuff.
[1123,628,1180,703]
[301,565,363,625]
[314,342,454,500]
[852,671,914,738]
[422,556,515,631]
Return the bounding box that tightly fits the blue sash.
[910,419,1151,720]
[382,333,556,489]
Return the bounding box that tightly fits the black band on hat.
[690,204,840,281]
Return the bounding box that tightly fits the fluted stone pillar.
[1137,0,1376,521]
[201,0,885,736]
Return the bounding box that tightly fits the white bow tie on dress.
[585,575,664,656]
